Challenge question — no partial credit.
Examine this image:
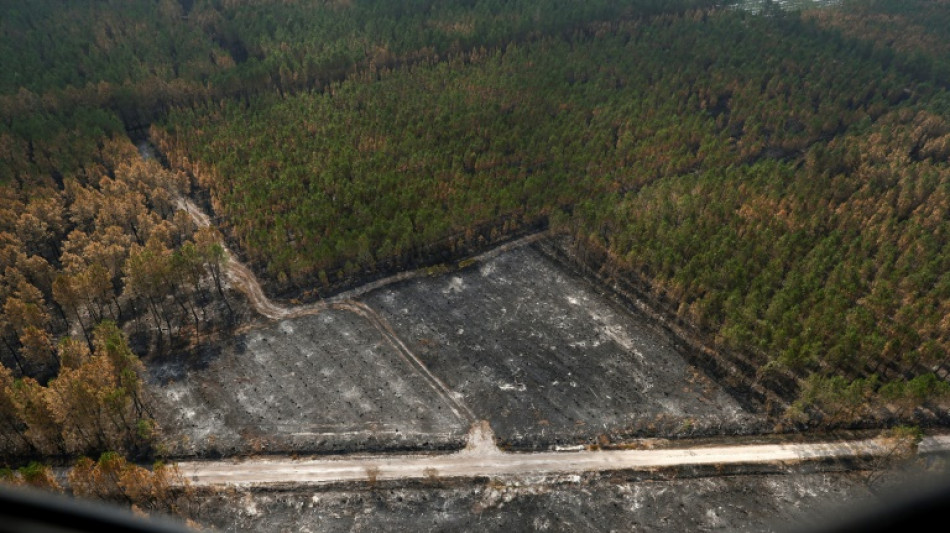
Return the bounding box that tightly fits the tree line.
[0,127,231,518]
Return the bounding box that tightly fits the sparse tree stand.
[0,462,61,492]
[68,452,194,519]
[0,321,154,457]
[0,320,188,518]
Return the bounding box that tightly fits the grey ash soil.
[191,470,888,532]
[147,309,466,457]
[147,240,762,457]
[362,245,762,449]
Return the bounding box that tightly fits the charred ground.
[190,465,938,533]
[147,309,467,458]
[147,239,766,458]
[364,245,761,449]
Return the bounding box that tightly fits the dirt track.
[179,425,950,486]
[178,197,547,322]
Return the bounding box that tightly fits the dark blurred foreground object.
[0,485,192,533]
[1,472,948,532]
[792,473,950,533]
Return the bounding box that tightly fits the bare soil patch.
[147,309,467,457]
[362,246,763,449]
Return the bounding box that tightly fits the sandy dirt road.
[177,197,546,322]
[178,424,950,487]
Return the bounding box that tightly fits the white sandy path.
[178,424,950,487]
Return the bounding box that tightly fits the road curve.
[177,197,547,321]
[177,197,476,424]
[178,424,950,487]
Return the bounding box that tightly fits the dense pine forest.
[1,0,949,513]
[154,0,950,419]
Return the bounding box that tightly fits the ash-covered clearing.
[147,242,760,456]
[363,246,759,448]
[192,470,882,532]
[147,310,466,457]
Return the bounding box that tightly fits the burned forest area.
[2,0,950,531]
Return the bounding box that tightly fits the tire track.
[334,300,476,423]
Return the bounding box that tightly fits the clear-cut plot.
[147,309,467,457]
[364,246,758,447]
